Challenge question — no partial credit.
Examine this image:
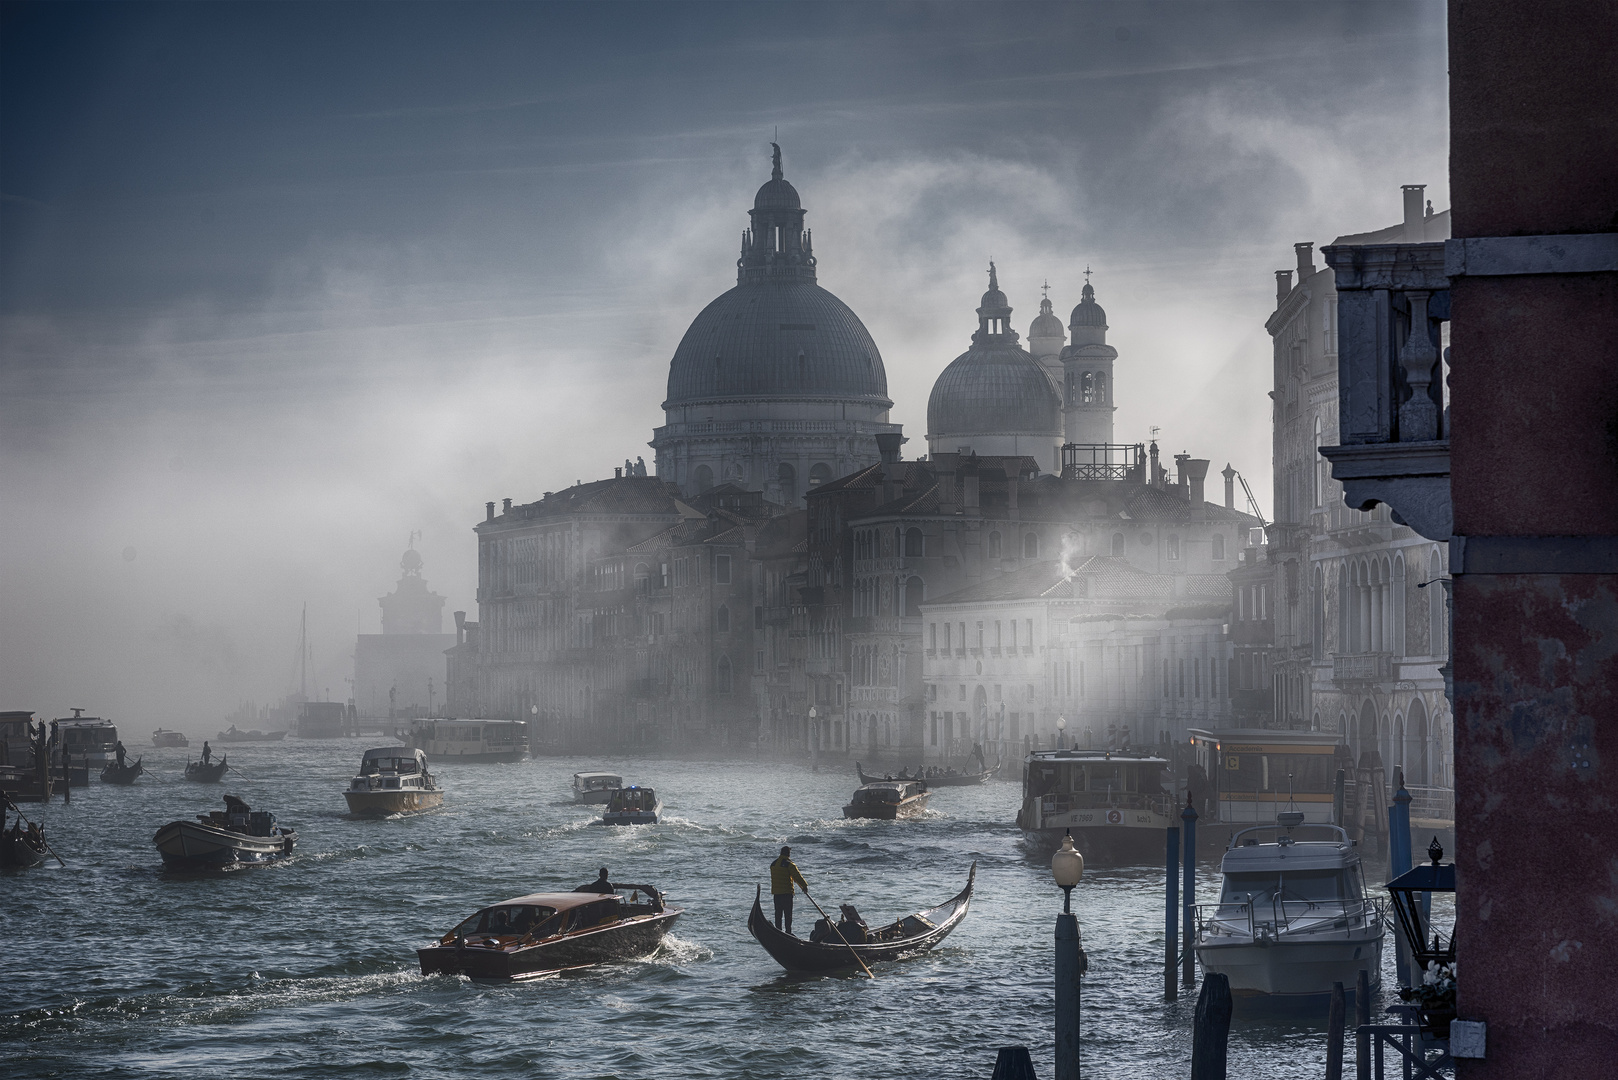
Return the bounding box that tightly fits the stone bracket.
[1445,233,1618,277]
[1451,534,1618,575]
[1319,440,1452,542]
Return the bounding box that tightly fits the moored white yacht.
[1193,812,1384,999]
[344,747,444,816]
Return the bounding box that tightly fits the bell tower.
[1059,271,1118,445]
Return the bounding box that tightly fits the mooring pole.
[1181,795,1198,988]
[1326,981,1346,1080]
[1334,767,1346,826]
[1355,967,1371,1080]
[1055,908,1082,1080]
[1190,971,1232,1080]
[1166,825,1180,1000]
[1389,781,1414,987]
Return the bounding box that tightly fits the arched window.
[903,577,924,617]
[1312,566,1325,659]
[988,531,1002,559]
[1313,416,1323,507]
[777,462,796,503]
[1167,534,1181,560]
[716,655,733,694]
[1094,372,1106,403]
[634,562,651,595]
[694,464,714,493]
[1212,533,1226,560]
[1112,532,1125,556]
[1393,554,1407,656]
[905,528,924,558]
[809,463,833,488]
[1357,701,1378,766]
[1409,699,1430,785]
[1023,532,1040,558]
[716,604,730,633]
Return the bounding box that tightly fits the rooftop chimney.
[1182,458,1211,508]
[615,467,623,478]
[1275,269,1293,304]
[1294,242,1315,279]
[1173,453,1192,500]
[1148,441,1161,488]
[502,497,512,513]
[875,432,905,464]
[1222,463,1237,510]
[1402,184,1426,241]
[485,501,495,522]
[454,610,466,644]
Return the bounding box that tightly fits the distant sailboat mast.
[300,602,308,702]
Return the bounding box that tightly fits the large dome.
[927,344,1060,437]
[665,280,890,406]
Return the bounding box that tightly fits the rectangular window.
[976,622,984,650]
[716,555,732,584]
[754,606,764,630]
[1195,659,1202,697]
[1009,621,1018,649]
[942,623,951,651]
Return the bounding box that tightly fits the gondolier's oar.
[802,890,875,979]
[2,791,66,867]
[226,762,252,780]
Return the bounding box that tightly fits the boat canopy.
[359,747,427,773]
[853,781,924,802]
[575,772,623,786]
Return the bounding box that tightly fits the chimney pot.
[502,498,512,513]
[1221,463,1237,510]
[1183,458,1211,508]
[615,467,623,478]
[1294,242,1315,279]
[1402,184,1426,241]
[1275,269,1293,304]
[485,501,495,522]
[875,432,905,464]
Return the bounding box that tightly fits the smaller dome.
[927,346,1061,438]
[1070,280,1107,329]
[754,177,801,211]
[1030,295,1065,338]
[400,547,423,574]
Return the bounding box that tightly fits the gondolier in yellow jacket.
[770,846,809,934]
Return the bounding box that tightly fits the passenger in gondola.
[769,846,809,934]
[114,740,127,767]
[576,867,614,893]
[836,904,868,944]
[201,740,212,765]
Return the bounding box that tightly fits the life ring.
[1106,809,1122,825]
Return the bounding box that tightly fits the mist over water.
[2,746,1407,1078]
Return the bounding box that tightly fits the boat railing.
[1195,897,1385,941]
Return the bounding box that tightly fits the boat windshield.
[453,904,558,937]
[1220,869,1359,905]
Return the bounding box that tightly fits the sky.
[0,1,1450,726]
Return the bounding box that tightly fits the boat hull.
[603,805,660,826]
[1196,933,1384,997]
[100,759,144,785]
[344,789,444,816]
[417,911,681,980]
[843,794,929,819]
[184,760,228,783]
[152,820,296,868]
[0,832,47,869]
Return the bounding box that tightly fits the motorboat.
[185,754,228,782]
[152,729,190,747]
[860,761,997,787]
[344,746,443,816]
[843,780,929,820]
[418,882,681,980]
[401,718,529,763]
[100,757,144,785]
[602,786,661,825]
[747,863,976,973]
[153,794,297,869]
[1015,749,1175,862]
[53,710,120,769]
[216,725,286,743]
[573,771,623,804]
[1193,813,1385,999]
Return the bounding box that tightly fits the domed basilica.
[651,145,901,506]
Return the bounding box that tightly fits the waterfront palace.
[440,148,1450,809]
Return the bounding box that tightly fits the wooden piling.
[1355,967,1371,1080]
[991,1046,1037,1080]
[1166,826,1179,1001]
[1181,797,1197,988]
[1190,971,1232,1080]
[1325,981,1345,1080]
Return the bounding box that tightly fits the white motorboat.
[573,771,623,804]
[602,785,661,825]
[344,746,444,816]
[1193,812,1384,998]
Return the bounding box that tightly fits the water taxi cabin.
[404,718,529,762]
[1187,728,1350,826]
[355,747,429,785]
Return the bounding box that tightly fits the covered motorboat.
[573,771,623,804]
[153,794,297,868]
[843,780,929,820]
[100,757,144,785]
[747,863,975,973]
[1193,814,1384,998]
[602,786,661,825]
[418,883,680,980]
[152,729,189,747]
[344,746,443,816]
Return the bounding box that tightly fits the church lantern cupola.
[738,143,816,284]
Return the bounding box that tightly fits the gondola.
[184,755,228,782]
[1,810,50,869]
[100,757,144,784]
[747,863,976,974]
[857,761,997,787]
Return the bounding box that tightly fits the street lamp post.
[808,706,818,771]
[1056,715,1067,750]
[1051,829,1086,1080]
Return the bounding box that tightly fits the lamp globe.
[1052,830,1084,889]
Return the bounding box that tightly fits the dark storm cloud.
[0,1,1448,722]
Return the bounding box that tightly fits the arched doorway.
[1357,700,1379,767]
[1409,699,1429,785]
[693,464,714,493]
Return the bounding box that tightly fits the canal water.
[3,740,1406,1078]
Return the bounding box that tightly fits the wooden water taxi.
[843,780,929,820]
[418,883,680,980]
[153,794,296,868]
[344,746,443,816]
[747,863,975,973]
[602,785,661,825]
[573,771,623,804]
